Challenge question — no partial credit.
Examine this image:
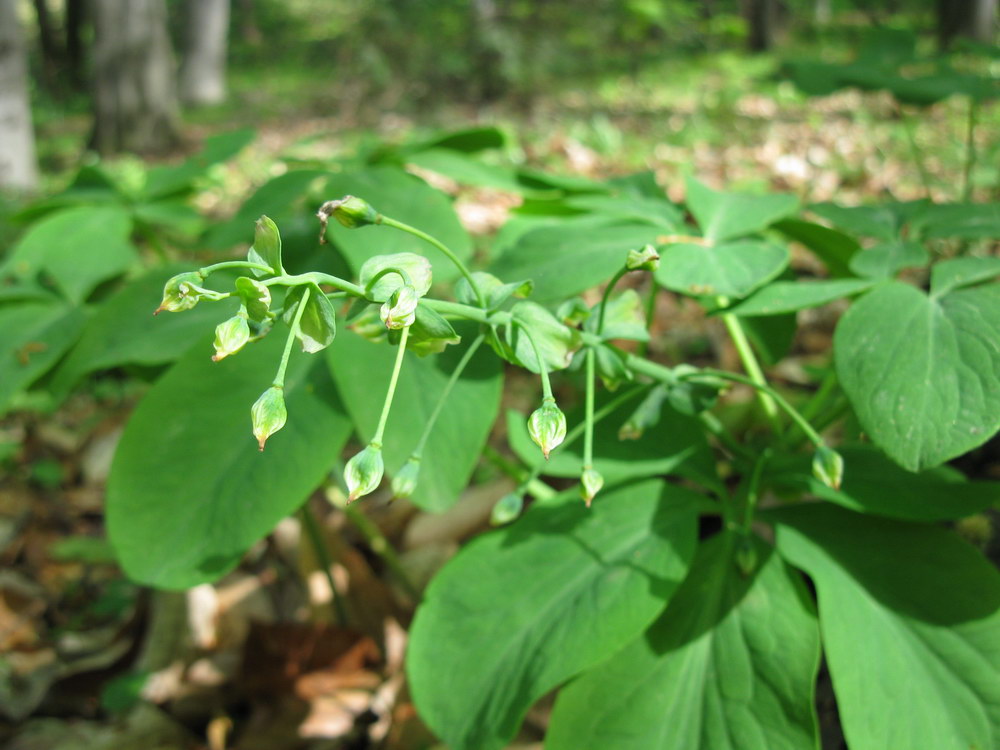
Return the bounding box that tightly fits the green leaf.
[930,257,1000,297]
[49,267,240,397]
[454,271,532,309]
[407,149,525,193]
[774,218,859,277]
[775,503,1000,750]
[489,221,661,302]
[547,532,820,750]
[0,206,136,304]
[0,301,86,413]
[657,240,790,298]
[685,177,798,243]
[143,128,255,199]
[834,281,1000,470]
[283,286,337,353]
[768,445,1000,521]
[507,301,583,373]
[358,252,433,301]
[809,202,900,241]
[407,479,699,750]
[584,289,649,341]
[911,203,1000,240]
[741,313,797,365]
[403,304,460,356]
[247,215,283,276]
[327,329,502,512]
[848,240,928,279]
[107,335,351,589]
[322,167,472,281]
[728,279,875,316]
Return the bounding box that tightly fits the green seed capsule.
[251,386,287,451]
[812,445,844,490]
[626,244,660,272]
[527,399,567,460]
[391,456,421,499]
[580,467,604,507]
[345,443,385,502]
[212,314,251,361]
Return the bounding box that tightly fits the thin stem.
[517,323,553,400]
[717,298,782,434]
[800,368,838,423]
[597,267,629,337]
[637,277,658,358]
[900,107,933,199]
[412,334,485,457]
[364,266,414,297]
[373,326,410,444]
[963,97,978,203]
[340,500,422,601]
[740,449,770,533]
[199,260,276,276]
[379,215,485,307]
[299,504,348,626]
[698,411,754,461]
[481,445,557,500]
[273,286,311,387]
[583,347,596,468]
[264,272,365,298]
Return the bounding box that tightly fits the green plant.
[102,150,1000,750]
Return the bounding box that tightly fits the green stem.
[481,445,557,500]
[698,411,754,461]
[637,278,658,358]
[364,266,414,297]
[717,298,781,434]
[199,260,276,276]
[900,107,933,199]
[264,272,365,297]
[962,97,978,203]
[299,504,349,626]
[800,368,838,423]
[517,323,554,400]
[740,449,770,532]
[340,500,422,601]
[372,326,410,444]
[273,286,311,387]
[412,334,485,457]
[597,267,629,337]
[379,215,485,307]
[583,347,596,468]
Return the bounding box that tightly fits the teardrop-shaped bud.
[527,399,567,459]
[319,195,380,229]
[626,244,660,272]
[812,445,844,490]
[380,284,419,330]
[345,443,385,502]
[156,271,206,314]
[251,386,287,451]
[391,456,421,499]
[580,467,604,507]
[212,313,251,361]
[490,492,525,526]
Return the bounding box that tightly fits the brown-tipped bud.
[212,314,251,361]
[527,399,567,459]
[580,467,604,507]
[345,443,385,502]
[251,386,287,451]
[156,271,206,314]
[626,244,660,272]
[380,284,419,330]
[812,445,844,490]
[318,195,380,233]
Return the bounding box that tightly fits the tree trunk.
[32,0,62,87]
[179,0,230,106]
[745,0,776,52]
[91,0,180,155]
[0,0,39,191]
[939,0,998,48]
[65,0,86,85]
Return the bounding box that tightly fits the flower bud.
[391,456,421,499]
[527,399,567,459]
[251,386,286,451]
[319,195,380,230]
[380,284,419,330]
[812,445,844,490]
[155,271,206,314]
[580,467,604,507]
[491,492,524,526]
[345,443,385,502]
[626,244,660,272]
[212,314,251,361]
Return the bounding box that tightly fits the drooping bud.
[344,443,385,502]
[527,399,567,459]
[380,284,419,330]
[212,314,251,361]
[490,492,525,526]
[156,271,206,314]
[251,386,287,451]
[580,467,604,507]
[391,456,421,499]
[626,244,660,272]
[812,445,844,490]
[318,195,380,233]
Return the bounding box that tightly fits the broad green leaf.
[322,167,472,280]
[358,252,433,301]
[283,286,336,353]
[911,203,1000,240]
[490,221,661,302]
[775,503,1000,750]
[509,301,582,373]
[741,313,797,365]
[931,257,1000,297]
[132,200,205,237]
[728,279,875,316]
[809,202,900,241]
[774,218,859,277]
[143,128,255,199]
[107,334,351,589]
[0,302,86,413]
[561,194,683,231]
[407,149,525,193]
[834,281,1000,470]
[409,125,510,153]
[547,533,820,750]
[657,240,789,298]
[404,304,460,356]
[767,445,1000,521]
[584,289,649,341]
[0,206,136,303]
[685,177,798,243]
[49,267,240,397]
[848,240,928,279]
[454,271,532,309]
[327,329,502,512]
[247,215,283,276]
[408,479,699,750]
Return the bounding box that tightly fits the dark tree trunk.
[745,0,777,52]
[179,0,230,105]
[91,0,180,155]
[65,0,86,85]
[0,0,39,191]
[32,0,62,87]
[938,0,998,48]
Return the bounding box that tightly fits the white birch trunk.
[0,0,39,191]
